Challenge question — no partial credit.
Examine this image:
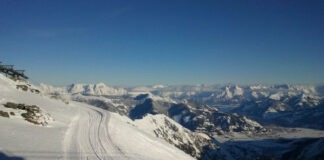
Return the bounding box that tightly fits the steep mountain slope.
[134,114,218,158]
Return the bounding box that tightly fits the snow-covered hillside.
[0,74,195,160]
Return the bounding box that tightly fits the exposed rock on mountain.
[134,114,218,158]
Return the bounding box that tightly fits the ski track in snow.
[63,104,128,160]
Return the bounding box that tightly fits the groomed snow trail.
[63,103,128,160]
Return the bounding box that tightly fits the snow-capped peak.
[233,85,244,96]
[224,86,233,99]
[152,84,167,89]
[68,83,127,96]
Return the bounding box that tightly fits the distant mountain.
[167,103,268,136]
[39,83,324,131]
[128,98,268,136]
[232,99,324,129]
[39,83,127,96]
[67,83,127,96]
[142,84,324,130]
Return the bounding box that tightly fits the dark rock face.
[168,104,200,131]
[129,99,155,119]
[152,118,201,158]
[3,102,20,109]
[16,84,40,94]
[143,115,218,159]
[134,94,149,100]
[16,85,28,91]
[3,102,53,126]
[0,110,9,118]
[129,98,173,119]
[4,102,40,113]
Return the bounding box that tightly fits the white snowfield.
[0,74,195,160]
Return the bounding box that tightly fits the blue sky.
[0,0,323,86]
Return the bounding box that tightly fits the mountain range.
[0,77,323,160]
[35,82,324,159]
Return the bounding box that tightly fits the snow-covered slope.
[0,74,195,160]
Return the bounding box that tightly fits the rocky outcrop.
[3,102,54,126]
